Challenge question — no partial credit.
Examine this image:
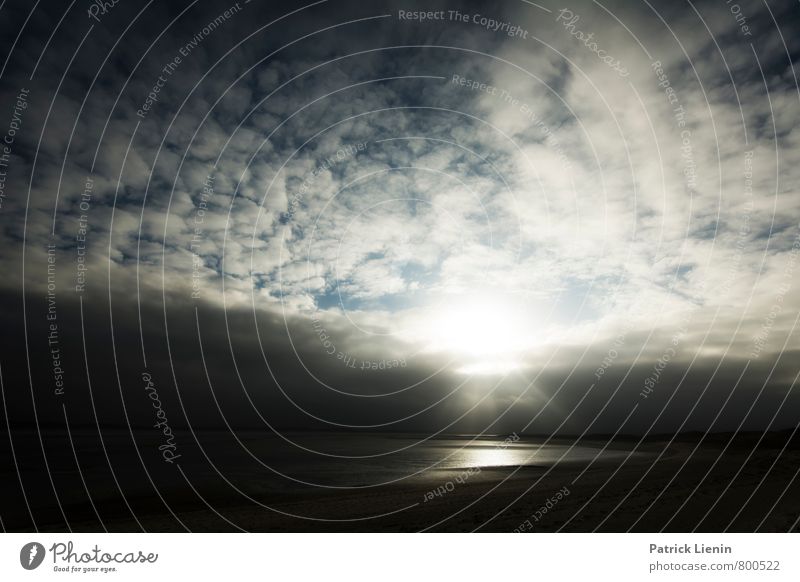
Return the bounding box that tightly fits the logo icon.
[20,542,45,570]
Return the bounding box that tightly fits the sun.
[422,293,536,374]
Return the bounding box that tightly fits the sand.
[9,434,797,532]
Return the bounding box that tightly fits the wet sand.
[3,431,798,532]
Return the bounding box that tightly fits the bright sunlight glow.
[422,293,537,375]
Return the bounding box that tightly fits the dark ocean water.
[0,429,647,528]
[4,429,638,497]
[110,430,634,488]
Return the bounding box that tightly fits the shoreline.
[5,438,796,533]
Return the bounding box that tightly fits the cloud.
[1,0,798,434]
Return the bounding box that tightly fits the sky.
[0,0,799,435]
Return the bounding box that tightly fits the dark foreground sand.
[3,432,799,532]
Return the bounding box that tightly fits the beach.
[2,430,798,532]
